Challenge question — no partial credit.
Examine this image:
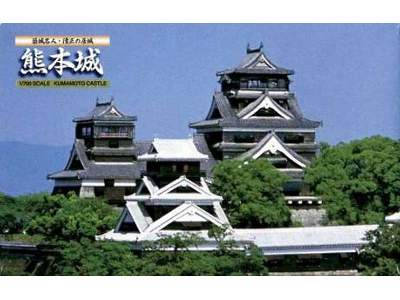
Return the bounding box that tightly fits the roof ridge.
[246,42,264,54]
[96,97,114,106]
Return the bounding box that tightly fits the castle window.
[183,164,189,173]
[240,81,248,88]
[99,126,131,138]
[81,127,92,137]
[234,134,255,143]
[248,80,260,88]
[283,134,304,144]
[268,80,278,88]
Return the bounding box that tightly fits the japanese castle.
[48,43,383,258]
[48,99,142,203]
[49,43,321,207]
[190,42,322,207]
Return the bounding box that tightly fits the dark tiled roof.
[48,139,150,181]
[47,170,80,179]
[223,117,321,129]
[74,139,91,167]
[135,140,153,156]
[79,163,143,180]
[217,49,294,76]
[287,95,303,119]
[192,133,217,177]
[73,100,137,122]
[205,92,236,119]
[190,117,321,130]
[219,68,293,75]
[189,119,219,129]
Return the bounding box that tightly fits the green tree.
[52,239,143,275]
[207,225,268,275]
[1,192,122,275]
[359,224,400,275]
[24,193,118,241]
[139,233,217,275]
[305,136,400,225]
[1,192,269,275]
[139,230,268,276]
[207,224,236,254]
[211,159,290,227]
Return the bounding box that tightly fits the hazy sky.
[0,24,399,146]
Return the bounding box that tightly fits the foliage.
[207,224,236,254]
[144,232,205,252]
[48,229,268,276]
[0,192,123,275]
[139,233,215,275]
[359,224,400,275]
[0,193,25,234]
[23,192,119,242]
[0,233,44,244]
[305,136,400,225]
[211,159,291,228]
[208,225,267,275]
[0,192,268,275]
[1,192,118,241]
[0,255,30,275]
[51,239,143,276]
[135,229,268,276]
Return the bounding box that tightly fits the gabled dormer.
[237,92,294,120]
[237,132,310,169]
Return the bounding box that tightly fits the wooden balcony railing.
[98,132,131,138]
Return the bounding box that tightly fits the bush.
[52,239,143,276]
[305,136,400,225]
[24,193,119,241]
[211,159,291,228]
[359,224,400,275]
[0,192,118,242]
[1,192,268,275]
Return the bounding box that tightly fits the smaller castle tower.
[115,138,230,234]
[48,99,146,203]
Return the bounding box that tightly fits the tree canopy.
[305,136,400,225]
[52,239,143,276]
[51,227,268,276]
[24,193,118,242]
[359,224,400,275]
[0,192,268,275]
[1,192,119,241]
[211,159,291,228]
